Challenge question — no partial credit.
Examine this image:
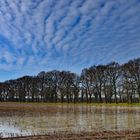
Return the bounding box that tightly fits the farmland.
[0,103,140,139]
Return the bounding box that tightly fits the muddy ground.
[1,130,140,140]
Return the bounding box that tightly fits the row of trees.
[1,58,140,103]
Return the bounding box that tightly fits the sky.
[0,0,140,81]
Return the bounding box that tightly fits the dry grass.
[0,102,139,109]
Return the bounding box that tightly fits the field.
[0,102,140,140]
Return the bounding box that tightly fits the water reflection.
[0,105,140,137]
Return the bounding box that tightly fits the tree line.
[1,58,140,103]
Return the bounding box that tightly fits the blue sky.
[0,0,140,81]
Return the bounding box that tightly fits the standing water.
[0,105,140,138]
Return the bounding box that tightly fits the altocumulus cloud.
[0,0,140,81]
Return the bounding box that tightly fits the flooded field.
[0,103,140,138]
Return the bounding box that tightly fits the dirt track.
[1,130,140,140]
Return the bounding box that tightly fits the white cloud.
[0,0,139,76]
